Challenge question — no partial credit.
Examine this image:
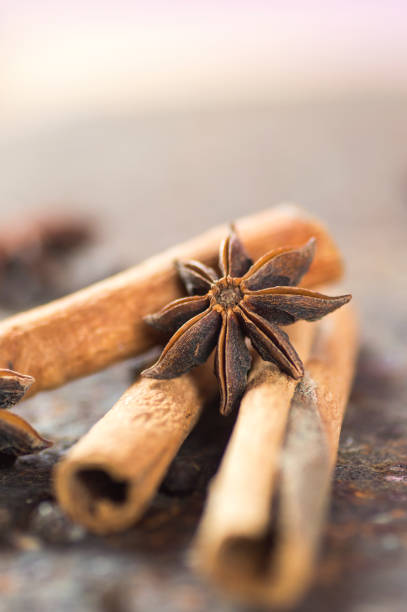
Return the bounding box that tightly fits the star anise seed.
[0,369,52,466]
[142,228,351,415]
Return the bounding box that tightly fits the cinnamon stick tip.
[54,459,139,534]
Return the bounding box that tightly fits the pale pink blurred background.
[2,2,407,127]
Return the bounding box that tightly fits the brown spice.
[0,410,51,467]
[54,365,214,534]
[191,303,358,607]
[0,214,93,308]
[0,369,51,467]
[53,209,346,535]
[143,228,351,414]
[0,206,344,396]
[0,369,34,409]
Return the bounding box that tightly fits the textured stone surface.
[0,93,406,611]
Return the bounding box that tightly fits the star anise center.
[210,278,243,310]
[143,229,352,416]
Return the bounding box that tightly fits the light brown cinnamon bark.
[191,321,316,578]
[55,366,213,534]
[53,210,344,536]
[192,304,358,607]
[53,322,310,536]
[0,206,343,396]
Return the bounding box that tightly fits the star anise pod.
[0,369,52,467]
[142,229,351,415]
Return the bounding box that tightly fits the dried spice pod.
[54,366,214,534]
[0,369,35,409]
[0,410,51,467]
[0,214,94,308]
[0,206,344,396]
[0,369,51,466]
[34,215,94,254]
[143,229,351,415]
[54,211,346,534]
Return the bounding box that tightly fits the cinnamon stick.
[54,322,313,534]
[191,321,316,577]
[54,215,343,535]
[192,303,358,607]
[0,206,342,395]
[265,305,358,606]
[55,366,213,534]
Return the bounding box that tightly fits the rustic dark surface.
[0,93,406,611]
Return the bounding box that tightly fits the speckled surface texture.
[0,93,406,611]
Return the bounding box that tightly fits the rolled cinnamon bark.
[191,321,316,577]
[55,366,213,534]
[54,322,312,535]
[264,305,358,606]
[192,304,358,607]
[0,206,343,395]
[54,216,344,535]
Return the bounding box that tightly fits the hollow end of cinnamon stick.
[191,303,359,608]
[56,454,174,534]
[54,372,209,534]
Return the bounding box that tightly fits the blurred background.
[1,4,407,610]
[2,2,407,124]
[1,1,407,338]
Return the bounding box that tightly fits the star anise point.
[142,230,351,414]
